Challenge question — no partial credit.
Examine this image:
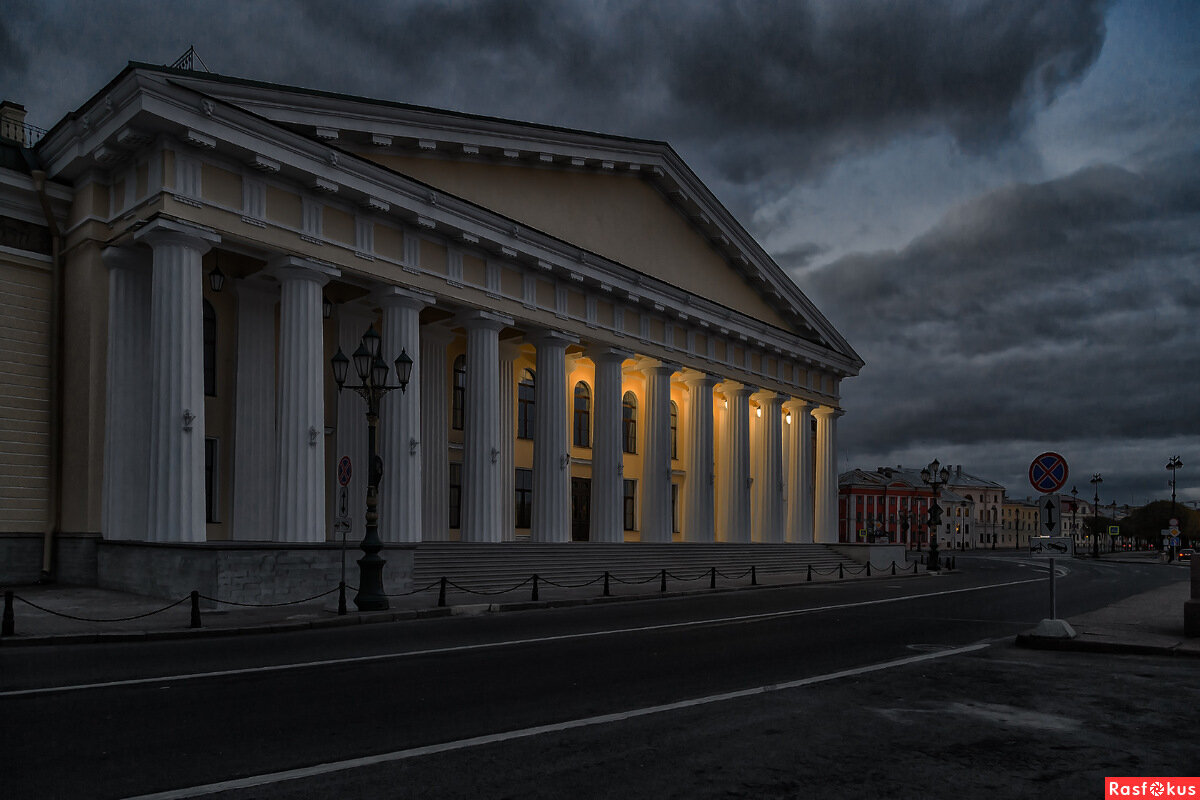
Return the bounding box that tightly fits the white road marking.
[1,577,1041,699]
[120,642,990,800]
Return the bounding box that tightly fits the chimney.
[0,101,28,145]
[956,465,963,478]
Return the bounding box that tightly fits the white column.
[752,391,786,542]
[499,340,522,541]
[420,325,455,541]
[270,255,338,543]
[530,330,577,543]
[813,406,844,544]
[230,279,278,540]
[134,219,219,543]
[331,305,375,545]
[718,382,754,543]
[460,310,513,542]
[639,358,677,543]
[101,246,150,540]
[682,372,718,543]
[377,287,433,543]
[589,347,630,543]
[784,400,817,543]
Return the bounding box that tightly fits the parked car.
[1179,548,1193,562]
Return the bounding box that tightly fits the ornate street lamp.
[920,459,950,571]
[1090,473,1103,558]
[331,325,412,611]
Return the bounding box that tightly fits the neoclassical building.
[0,63,862,592]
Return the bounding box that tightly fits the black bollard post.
[660,569,667,593]
[190,590,201,629]
[807,564,813,582]
[437,576,447,607]
[751,565,758,586]
[2,590,14,637]
[891,561,897,576]
[532,574,539,601]
[338,581,347,616]
[710,566,716,589]
[603,571,611,597]
[838,563,844,580]
[866,562,872,577]
[914,561,919,574]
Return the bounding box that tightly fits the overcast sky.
[3,0,1197,507]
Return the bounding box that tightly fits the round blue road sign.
[1029,452,1069,494]
[337,456,353,487]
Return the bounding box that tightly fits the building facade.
[0,64,862,592]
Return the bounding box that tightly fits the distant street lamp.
[1167,456,1183,561]
[959,501,968,550]
[921,460,950,570]
[330,325,413,611]
[1090,473,1103,558]
[1070,486,1079,548]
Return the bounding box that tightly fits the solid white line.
[1,577,1041,699]
[121,642,990,800]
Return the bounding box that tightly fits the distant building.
[1002,497,1041,549]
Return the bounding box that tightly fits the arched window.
[203,299,216,396]
[669,400,678,460]
[452,355,466,430]
[573,381,591,448]
[622,391,637,454]
[517,368,536,439]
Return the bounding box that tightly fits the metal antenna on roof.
[169,45,210,72]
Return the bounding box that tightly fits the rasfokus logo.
[1107,778,1200,798]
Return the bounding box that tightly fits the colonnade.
[101,224,843,546]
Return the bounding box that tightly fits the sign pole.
[1049,557,1056,620]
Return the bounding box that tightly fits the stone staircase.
[412,542,865,591]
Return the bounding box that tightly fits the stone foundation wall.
[831,543,907,567]
[96,541,416,604]
[0,533,43,584]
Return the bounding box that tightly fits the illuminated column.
[640,358,677,542]
[752,391,786,543]
[499,340,522,541]
[101,246,150,540]
[460,311,513,542]
[784,400,817,543]
[589,347,631,543]
[718,382,754,543]
[134,219,219,543]
[231,279,279,541]
[420,325,455,541]
[377,288,432,543]
[682,372,718,543]
[271,255,338,543]
[813,406,844,544]
[530,330,577,543]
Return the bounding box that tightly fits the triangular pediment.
[102,65,862,369]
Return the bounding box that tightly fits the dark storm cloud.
[804,148,1200,500]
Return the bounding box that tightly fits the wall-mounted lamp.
[208,254,225,293]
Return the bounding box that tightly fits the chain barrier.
[6,592,190,624]
[197,585,341,608]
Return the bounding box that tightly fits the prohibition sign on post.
[337,456,353,487]
[1029,452,1069,494]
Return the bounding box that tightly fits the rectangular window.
[515,468,533,528]
[623,479,637,531]
[449,462,462,529]
[671,483,679,533]
[204,437,219,523]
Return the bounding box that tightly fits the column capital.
[679,369,720,388]
[813,405,846,419]
[527,327,579,348]
[455,308,514,331]
[231,277,278,302]
[267,254,340,286]
[752,389,788,409]
[134,217,221,252]
[421,322,458,348]
[374,284,435,310]
[101,245,147,272]
[636,356,679,376]
[499,338,524,362]
[783,398,818,413]
[718,380,757,399]
[587,345,633,365]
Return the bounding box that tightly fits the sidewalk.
[0,562,919,646]
[1017,578,1200,657]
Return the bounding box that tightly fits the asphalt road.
[0,554,1185,799]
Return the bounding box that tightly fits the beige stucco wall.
[364,156,792,331]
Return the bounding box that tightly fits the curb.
[0,568,928,648]
[1014,633,1200,658]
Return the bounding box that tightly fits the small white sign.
[336,486,350,523]
[1030,536,1073,558]
[1039,494,1062,536]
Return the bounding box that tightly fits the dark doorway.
[571,477,591,541]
